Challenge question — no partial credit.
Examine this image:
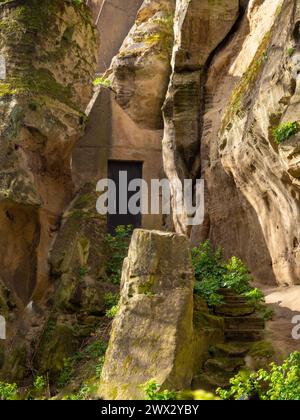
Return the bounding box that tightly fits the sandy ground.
[259,285,300,360]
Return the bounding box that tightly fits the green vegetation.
[217,352,300,400]
[287,47,295,57]
[273,121,300,144]
[79,266,88,279]
[192,242,225,307]
[192,242,264,308]
[104,292,119,309]
[95,356,105,379]
[104,291,120,318]
[0,382,18,400]
[63,383,97,400]
[57,339,107,388]
[104,292,120,318]
[106,305,119,319]
[124,14,173,59]
[105,225,133,285]
[33,375,47,393]
[93,76,111,89]
[141,380,177,400]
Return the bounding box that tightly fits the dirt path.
[259,285,300,361]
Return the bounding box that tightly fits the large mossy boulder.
[99,229,195,400]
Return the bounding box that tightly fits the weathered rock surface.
[162,0,239,235]
[0,0,300,394]
[108,0,175,130]
[0,0,99,383]
[99,229,195,400]
[218,0,300,285]
[0,0,97,302]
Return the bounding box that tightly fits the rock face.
[162,0,239,235]
[218,0,300,285]
[108,0,175,130]
[99,229,195,400]
[90,0,300,286]
[159,0,300,286]
[0,0,97,302]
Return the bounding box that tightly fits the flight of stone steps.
[192,288,265,392]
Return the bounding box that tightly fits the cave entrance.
[107,160,143,234]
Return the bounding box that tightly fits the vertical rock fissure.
[162,0,240,235]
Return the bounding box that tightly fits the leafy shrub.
[141,380,177,400]
[223,256,253,295]
[0,382,18,400]
[273,121,299,144]
[192,242,263,307]
[217,352,300,400]
[105,225,133,284]
[192,242,225,307]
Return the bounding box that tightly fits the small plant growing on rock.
[95,356,105,379]
[273,121,300,144]
[93,76,111,89]
[104,292,120,319]
[287,47,295,57]
[106,305,119,319]
[141,379,177,400]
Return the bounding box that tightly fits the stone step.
[224,317,265,331]
[218,288,238,297]
[215,303,255,317]
[222,296,250,304]
[210,342,250,358]
[225,329,264,342]
[204,357,245,375]
[218,289,250,303]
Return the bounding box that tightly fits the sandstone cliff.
[0,0,299,400]
[109,0,300,287]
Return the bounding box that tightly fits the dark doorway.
[107,160,143,234]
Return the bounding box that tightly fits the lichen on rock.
[108,0,175,130]
[99,229,195,400]
[0,0,98,303]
